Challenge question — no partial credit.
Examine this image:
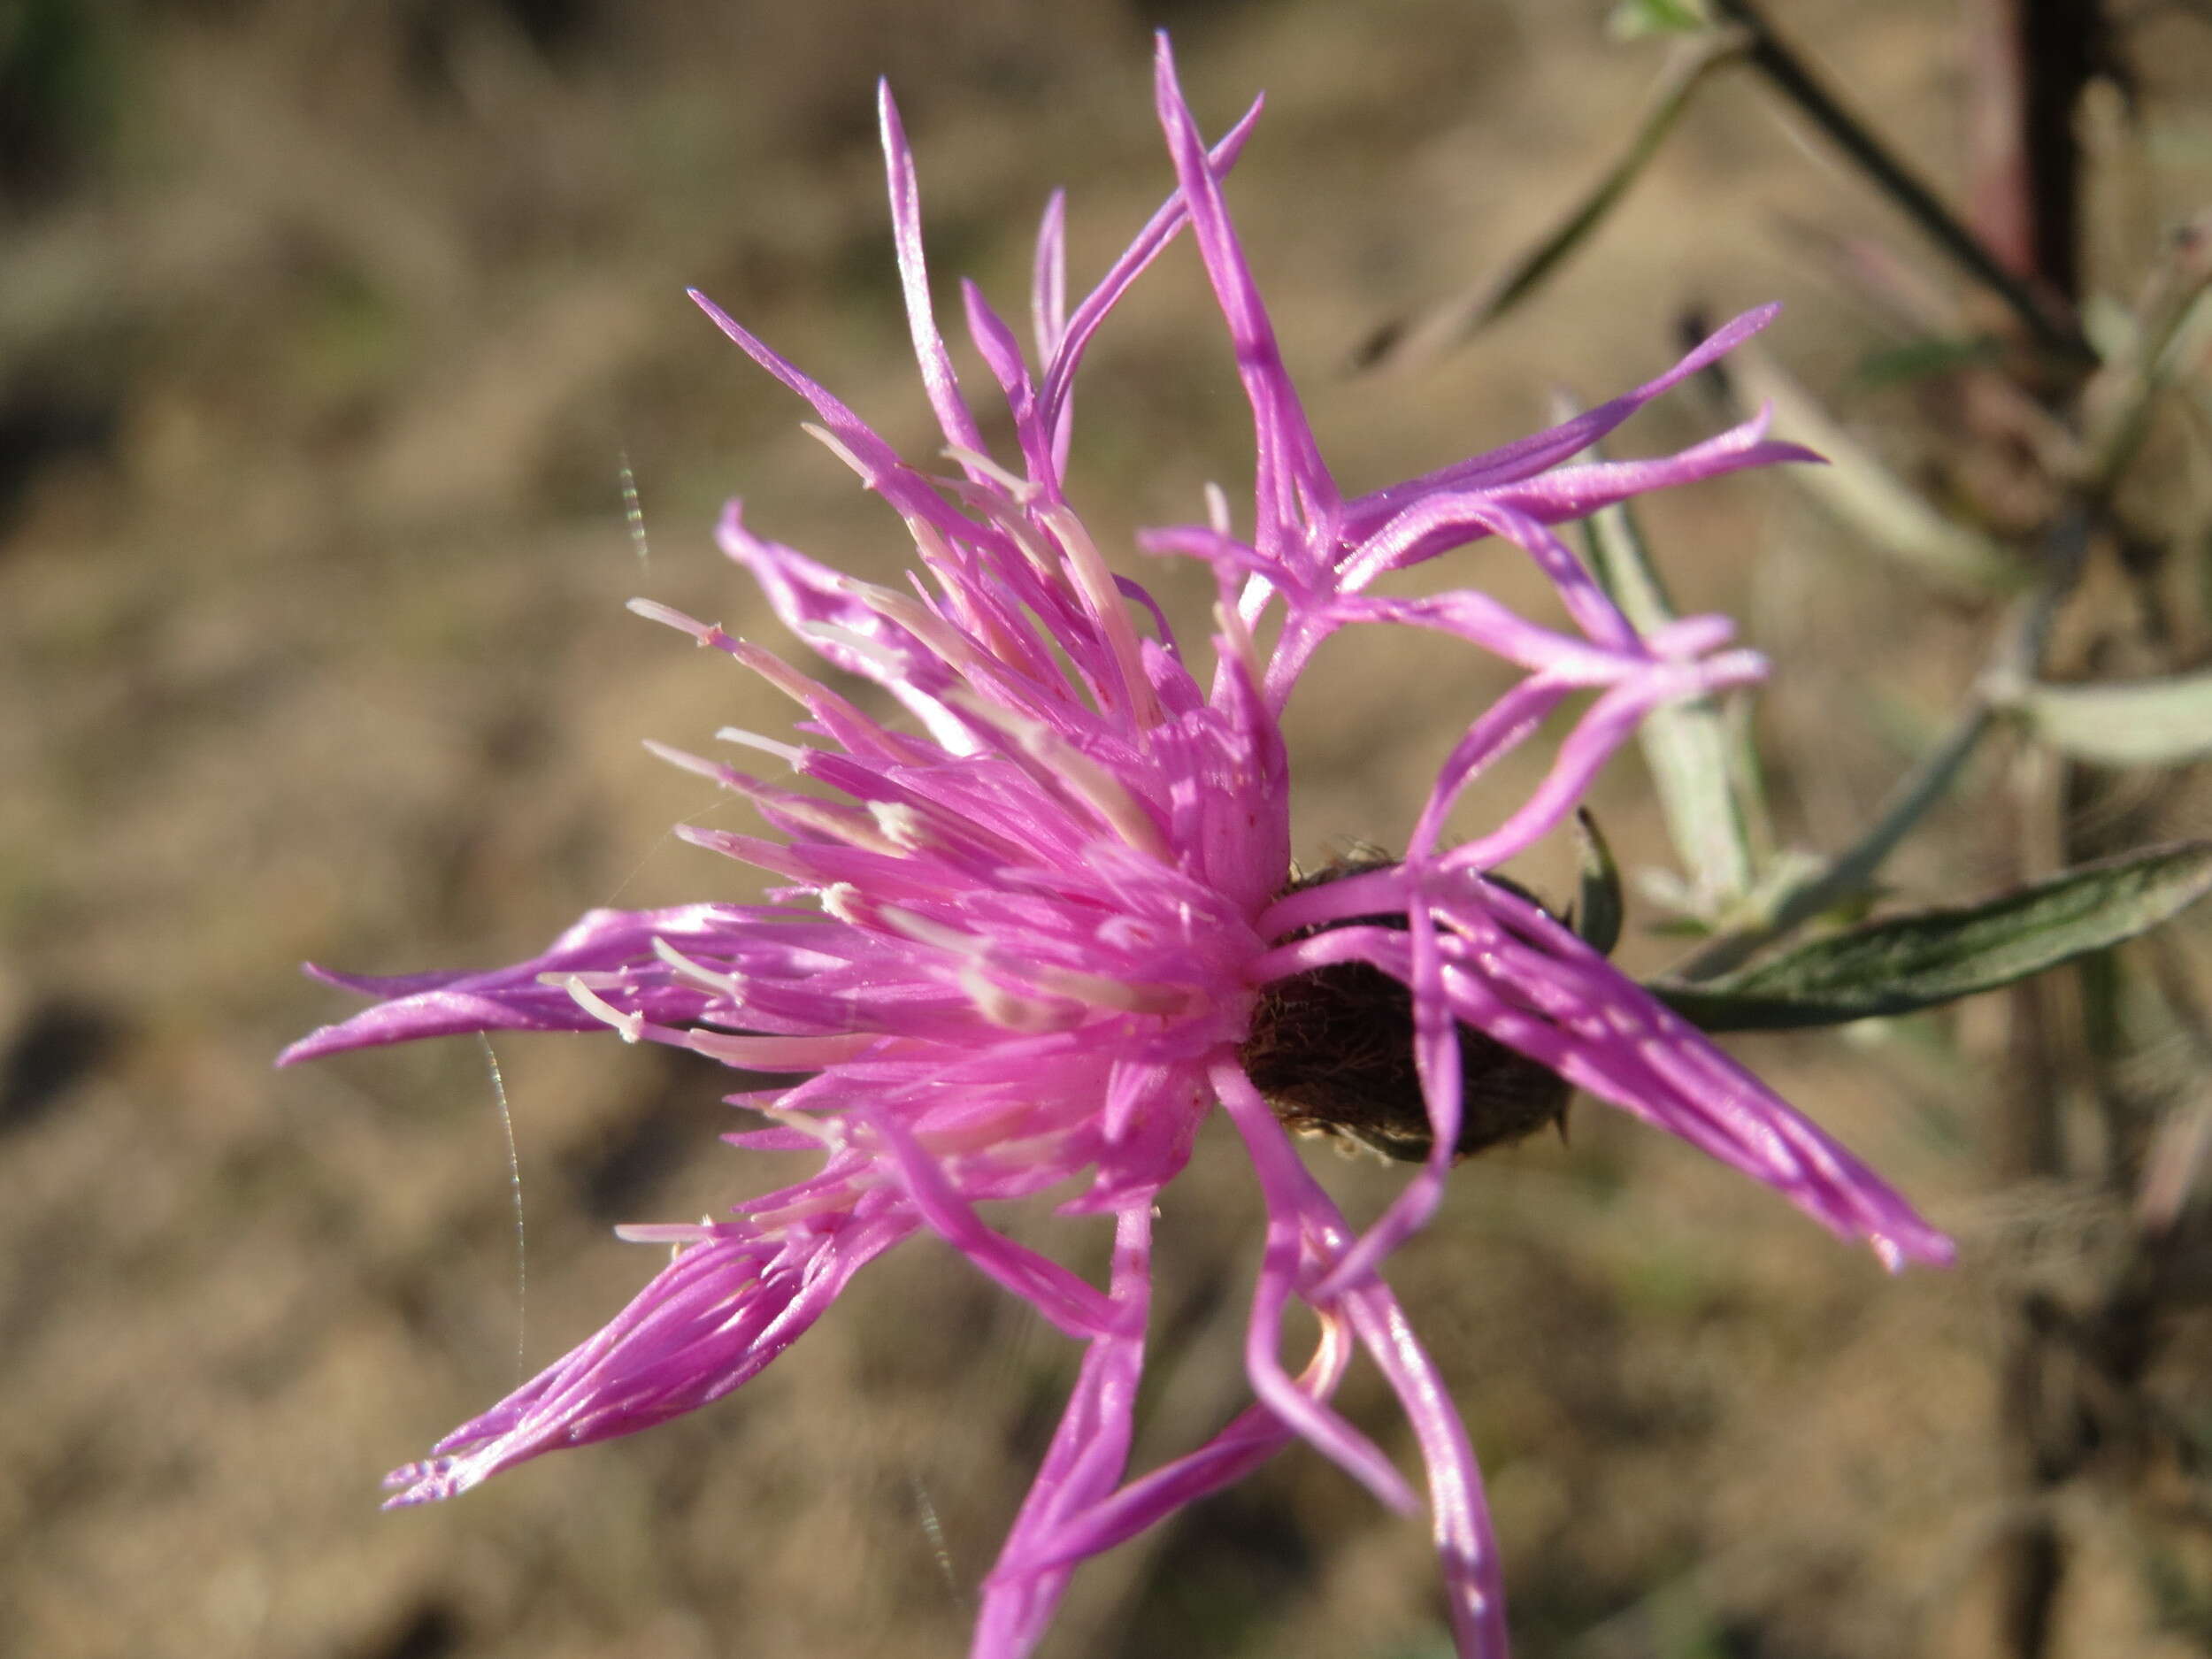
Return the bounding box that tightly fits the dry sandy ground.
[7,3,2212,1656]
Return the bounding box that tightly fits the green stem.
[1708,0,2092,364]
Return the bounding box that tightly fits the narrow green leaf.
[1352,31,1745,371]
[1578,474,1758,914]
[1572,809,1624,957]
[2012,670,2212,767]
[1680,571,2070,982]
[1677,705,1997,980]
[1723,340,2024,595]
[2080,213,2212,496]
[1609,0,1713,40]
[1852,334,2003,390]
[1648,841,2212,1031]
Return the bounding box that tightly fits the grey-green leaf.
[2013,670,2212,767]
[1721,339,2023,595]
[1577,491,1759,912]
[1648,841,2212,1031]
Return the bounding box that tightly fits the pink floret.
[287,35,1947,1659]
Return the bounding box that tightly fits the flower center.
[1240,856,1571,1164]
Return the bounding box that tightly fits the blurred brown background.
[7,2,2212,1655]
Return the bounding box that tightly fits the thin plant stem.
[1709,0,2093,363]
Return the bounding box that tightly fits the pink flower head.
[284,38,1949,1659]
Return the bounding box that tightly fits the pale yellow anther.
[883,902,1192,1019]
[798,621,910,680]
[801,421,872,484]
[1024,962,1200,1018]
[874,904,983,957]
[614,1220,716,1245]
[684,1028,879,1068]
[752,1103,847,1149]
[565,976,646,1043]
[726,639,833,709]
[1038,502,1163,733]
[959,965,1076,1033]
[867,801,928,849]
[941,444,1037,500]
[650,935,747,999]
[941,688,1168,861]
[712,727,810,769]
[843,580,995,686]
[757,795,903,856]
[1203,480,1233,537]
[642,738,733,784]
[1213,597,1263,693]
[904,517,1041,668]
[626,597,722,644]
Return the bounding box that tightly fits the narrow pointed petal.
[1152,38,1339,557]
[1340,305,1785,540]
[384,1209,914,1506]
[879,82,989,464]
[1435,879,1952,1267]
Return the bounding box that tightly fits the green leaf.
[1852,334,2004,390]
[1674,707,1997,980]
[2012,669,2212,767]
[1648,841,2212,1031]
[1577,457,1760,914]
[1571,809,1624,957]
[1609,0,1713,39]
[1722,340,2024,595]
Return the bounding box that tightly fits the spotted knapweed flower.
[284,37,1950,1659]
